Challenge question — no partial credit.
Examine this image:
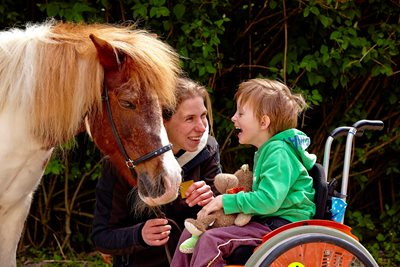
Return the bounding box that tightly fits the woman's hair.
[163,77,214,135]
[234,78,307,136]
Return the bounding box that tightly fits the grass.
[17,249,110,267]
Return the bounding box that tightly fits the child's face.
[231,99,268,148]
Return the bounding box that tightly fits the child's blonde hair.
[235,78,307,135]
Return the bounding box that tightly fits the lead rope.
[151,206,182,264]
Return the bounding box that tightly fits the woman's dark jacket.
[91,136,221,266]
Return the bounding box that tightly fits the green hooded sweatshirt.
[223,128,316,222]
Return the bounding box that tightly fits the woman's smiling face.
[164,96,208,154]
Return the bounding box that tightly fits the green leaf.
[310,6,320,16]
[150,6,170,18]
[319,15,331,28]
[376,233,385,241]
[46,3,60,17]
[193,39,203,47]
[303,7,310,17]
[132,4,148,19]
[159,6,170,16]
[269,0,277,9]
[199,66,205,76]
[205,61,216,74]
[306,72,326,86]
[163,20,171,31]
[371,65,381,77]
[311,89,323,103]
[173,4,185,20]
[179,47,189,58]
[320,45,329,54]
[149,7,157,18]
[72,3,96,13]
[44,158,64,176]
[330,31,342,40]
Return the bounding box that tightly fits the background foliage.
[1,0,398,266]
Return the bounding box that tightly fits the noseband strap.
[102,85,172,177]
[124,144,173,168]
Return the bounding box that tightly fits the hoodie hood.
[269,128,316,170]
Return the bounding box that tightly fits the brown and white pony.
[0,20,182,266]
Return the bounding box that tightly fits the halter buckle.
[126,159,136,169]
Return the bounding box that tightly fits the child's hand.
[185,180,213,207]
[197,195,223,217]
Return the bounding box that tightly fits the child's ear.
[260,115,270,129]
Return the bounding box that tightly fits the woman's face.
[164,96,208,154]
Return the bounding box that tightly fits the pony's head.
[0,21,182,206]
[84,25,183,206]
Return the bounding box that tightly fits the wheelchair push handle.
[324,120,384,176]
[329,126,352,139]
[352,119,384,134]
[328,120,384,138]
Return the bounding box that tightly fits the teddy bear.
[179,164,253,254]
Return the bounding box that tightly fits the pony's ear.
[89,34,124,71]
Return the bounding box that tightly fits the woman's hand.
[141,218,171,246]
[185,180,214,207]
[197,195,223,217]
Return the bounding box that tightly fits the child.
[171,78,316,267]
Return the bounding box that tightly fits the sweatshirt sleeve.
[91,161,148,255]
[223,147,298,216]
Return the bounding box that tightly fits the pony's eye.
[120,100,136,110]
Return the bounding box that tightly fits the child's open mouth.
[235,127,242,136]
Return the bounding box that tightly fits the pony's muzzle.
[137,157,182,206]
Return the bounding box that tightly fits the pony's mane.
[0,20,180,146]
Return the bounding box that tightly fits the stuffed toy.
[179,164,253,254]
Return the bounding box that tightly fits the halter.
[102,84,172,179]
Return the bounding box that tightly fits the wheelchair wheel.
[245,225,378,267]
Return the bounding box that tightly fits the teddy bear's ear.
[214,173,239,193]
[240,164,249,172]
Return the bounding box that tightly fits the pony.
[0,20,182,266]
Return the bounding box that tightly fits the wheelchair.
[227,119,384,267]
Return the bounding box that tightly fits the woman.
[91,77,221,266]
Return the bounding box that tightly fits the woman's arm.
[91,161,147,255]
